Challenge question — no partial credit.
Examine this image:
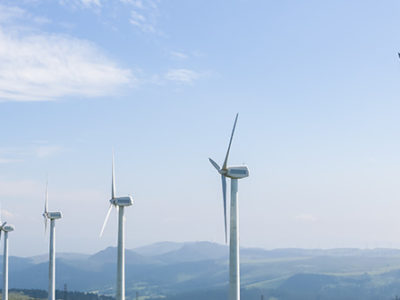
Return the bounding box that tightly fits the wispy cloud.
[35,145,63,158]
[123,0,144,8]
[0,5,25,23]
[0,158,22,164]
[165,69,200,84]
[0,4,50,27]
[81,0,101,7]
[128,0,159,33]
[0,147,26,164]
[129,10,154,33]
[59,0,101,9]
[170,51,188,60]
[1,209,15,219]
[59,0,160,34]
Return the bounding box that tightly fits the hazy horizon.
[16,240,400,259]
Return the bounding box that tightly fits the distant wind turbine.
[0,205,14,300]
[209,113,249,300]
[42,181,62,300]
[100,152,133,300]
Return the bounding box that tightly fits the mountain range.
[5,242,400,299]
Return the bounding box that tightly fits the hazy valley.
[5,242,400,300]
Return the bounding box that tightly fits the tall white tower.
[100,153,133,300]
[42,183,62,300]
[209,114,249,300]
[0,219,14,300]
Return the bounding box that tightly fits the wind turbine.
[209,113,249,300]
[100,153,133,300]
[0,206,14,300]
[42,182,62,300]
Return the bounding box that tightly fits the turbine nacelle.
[0,206,15,233]
[0,221,14,240]
[44,212,62,220]
[2,225,14,232]
[225,166,249,179]
[42,180,62,233]
[100,152,134,238]
[215,165,249,179]
[110,196,133,207]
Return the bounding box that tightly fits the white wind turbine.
[209,113,249,300]
[0,206,14,300]
[100,153,133,300]
[42,182,62,300]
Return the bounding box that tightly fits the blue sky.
[1,0,400,256]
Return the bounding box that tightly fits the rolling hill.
[4,242,400,299]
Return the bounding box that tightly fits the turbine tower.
[209,113,249,300]
[100,153,133,300]
[42,182,62,300]
[0,206,14,300]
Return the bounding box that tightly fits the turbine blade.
[0,202,2,224]
[43,179,49,235]
[0,223,7,241]
[0,222,6,241]
[209,158,221,171]
[222,113,239,170]
[221,175,227,244]
[45,180,49,214]
[100,204,113,237]
[112,151,116,199]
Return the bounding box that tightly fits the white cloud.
[0,28,133,101]
[165,69,200,84]
[0,3,134,102]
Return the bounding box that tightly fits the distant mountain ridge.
[4,242,400,299]
[133,241,183,256]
